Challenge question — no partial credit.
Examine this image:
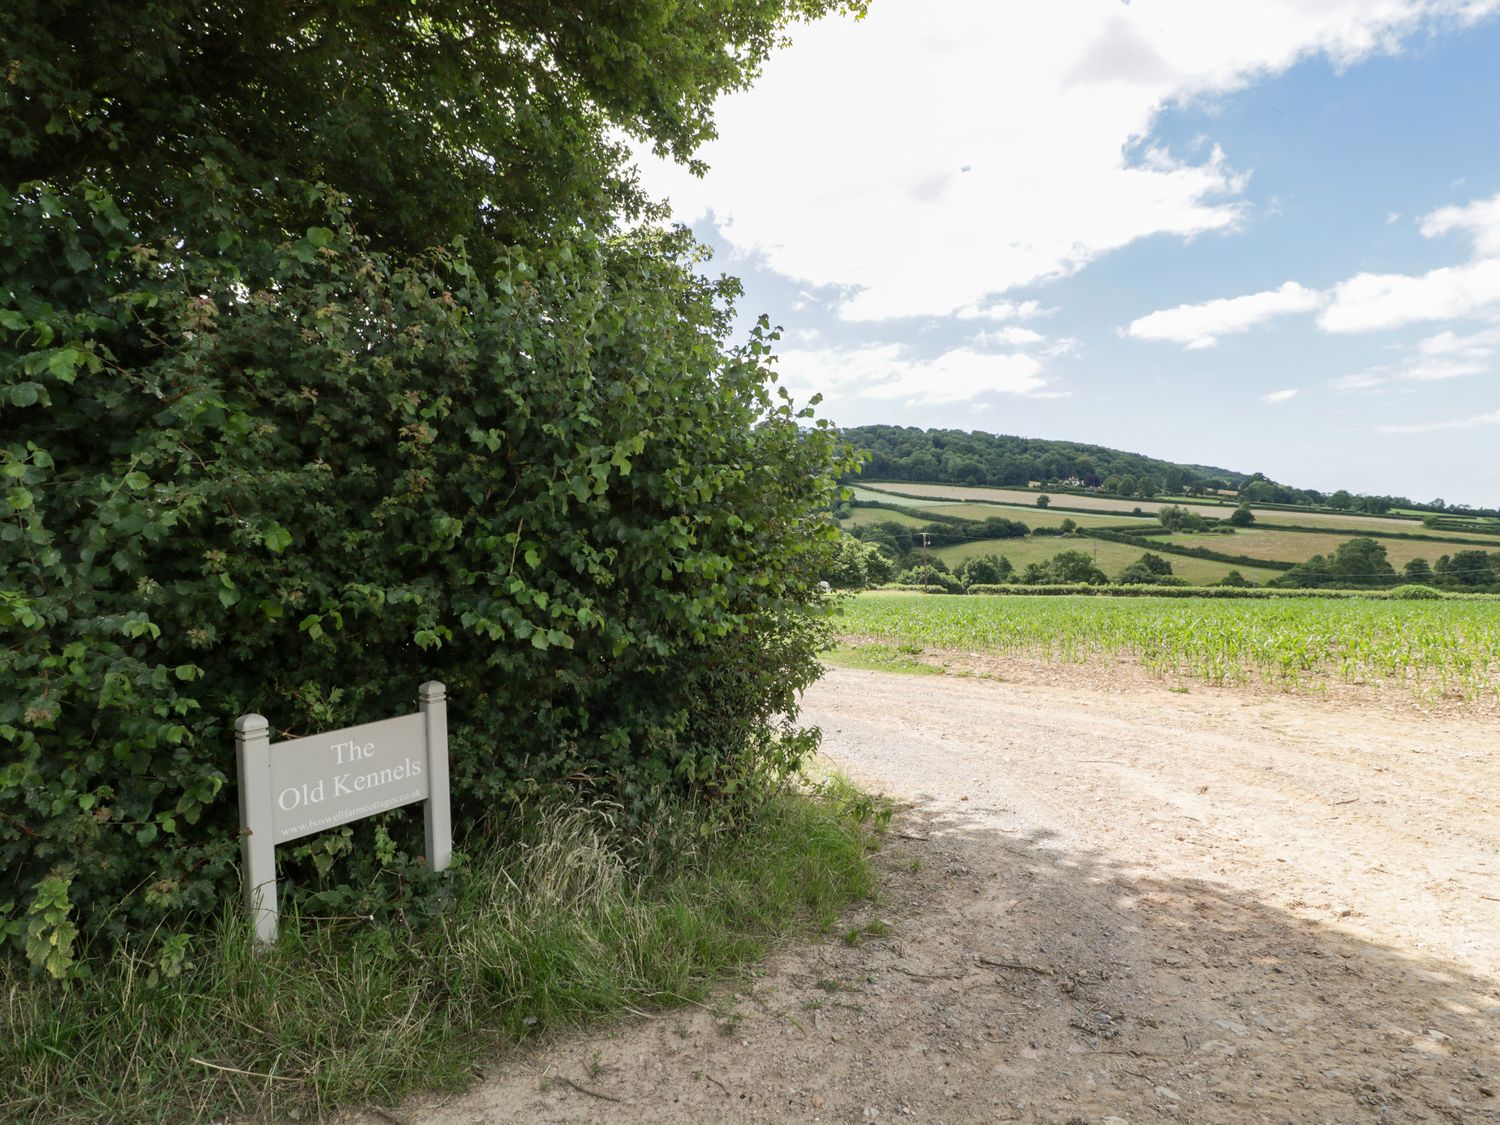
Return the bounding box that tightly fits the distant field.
[844,495,1155,530]
[931,536,1284,585]
[841,506,931,528]
[838,592,1500,699]
[921,502,1146,528]
[846,485,946,506]
[1158,529,1456,570]
[863,481,1188,515]
[861,481,1492,540]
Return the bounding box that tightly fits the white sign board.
[236,682,451,942]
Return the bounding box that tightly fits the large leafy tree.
[1,0,865,969]
[3,1,863,254]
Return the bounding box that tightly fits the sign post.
[236,681,451,943]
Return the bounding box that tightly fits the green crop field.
[836,592,1500,700]
[931,536,1284,585]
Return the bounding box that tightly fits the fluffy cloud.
[773,344,1047,406]
[636,0,1500,321]
[1126,282,1326,348]
[954,301,1049,322]
[971,326,1046,347]
[1131,189,1500,344]
[1319,258,1500,332]
[1315,189,1500,332]
[1419,191,1500,255]
[1262,388,1300,404]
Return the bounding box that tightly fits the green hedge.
[1,182,852,970]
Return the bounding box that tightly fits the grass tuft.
[1,781,884,1124]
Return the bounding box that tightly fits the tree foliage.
[1020,550,1108,586]
[1114,553,1175,585]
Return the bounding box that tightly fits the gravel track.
[379,662,1500,1124]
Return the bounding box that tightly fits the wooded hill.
[842,425,1247,494]
[840,425,1498,518]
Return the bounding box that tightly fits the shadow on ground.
[370,796,1499,1124]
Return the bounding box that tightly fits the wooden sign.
[235,682,451,942]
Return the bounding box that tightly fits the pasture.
[921,502,1147,528]
[1158,528,1451,570]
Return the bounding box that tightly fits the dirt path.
[387,664,1500,1124]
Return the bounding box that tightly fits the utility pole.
[921,532,931,592]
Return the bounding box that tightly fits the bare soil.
[376,662,1500,1124]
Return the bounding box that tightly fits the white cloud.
[1419,192,1500,256]
[1125,281,1325,348]
[1417,325,1500,357]
[971,326,1045,347]
[954,300,1049,321]
[774,344,1048,405]
[1318,257,1500,332]
[1262,388,1300,404]
[1378,407,1500,433]
[1130,190,1500,343]
[637,0,1500,321]
[1319,190,1500,331]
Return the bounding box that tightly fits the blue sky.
[635,0,1500,505]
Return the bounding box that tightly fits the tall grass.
[2,781,884,1123]
[838,593,1500,699]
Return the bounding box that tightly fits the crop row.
[837,593,1500,700]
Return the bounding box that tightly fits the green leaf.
[263,522,292,554]
[305,226,335,247]
[46,349,80,383]
[124,470,150,491]
[9,382,39,407]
